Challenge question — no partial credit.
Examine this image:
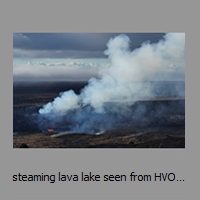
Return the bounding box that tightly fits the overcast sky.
[13,33,184,82]
[13,33,165,59]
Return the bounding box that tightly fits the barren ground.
[13,81,185,148]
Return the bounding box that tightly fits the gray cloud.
[13,48,106,59]
[13,33,165,59]
[13,64,99,82]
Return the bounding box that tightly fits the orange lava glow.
[47,128,54,132]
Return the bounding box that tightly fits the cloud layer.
[13,33,165,59]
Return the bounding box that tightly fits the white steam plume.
[39,90,79,114]
[38,33,185,133]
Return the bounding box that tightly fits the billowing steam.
[38,33,185,134]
